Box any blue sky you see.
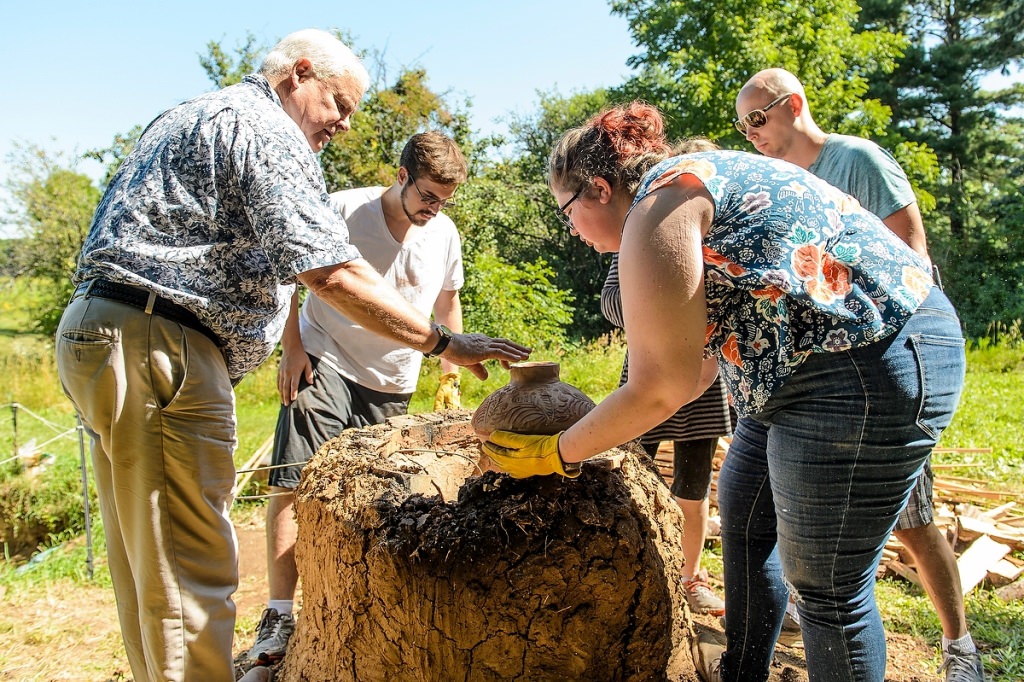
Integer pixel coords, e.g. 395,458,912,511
0,0,636,235
3,2,1017,238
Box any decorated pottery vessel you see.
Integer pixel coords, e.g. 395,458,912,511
471,361,596,440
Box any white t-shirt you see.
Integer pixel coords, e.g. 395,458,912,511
298,186,464,393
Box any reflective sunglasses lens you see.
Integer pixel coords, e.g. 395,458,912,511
746,109,768,129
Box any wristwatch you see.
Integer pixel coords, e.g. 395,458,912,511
559,441,582,475
423,323,453,358
562,458,583,475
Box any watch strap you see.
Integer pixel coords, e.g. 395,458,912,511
424,323,453,357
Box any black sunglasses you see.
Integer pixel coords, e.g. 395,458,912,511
557,187,584,229
734,93,793,134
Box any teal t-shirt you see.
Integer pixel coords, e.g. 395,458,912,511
808,134,916,221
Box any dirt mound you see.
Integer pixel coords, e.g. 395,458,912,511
277,411,698,682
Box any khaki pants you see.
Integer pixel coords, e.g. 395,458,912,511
56,294,238,682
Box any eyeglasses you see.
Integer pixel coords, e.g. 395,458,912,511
557,187,584,229
734,93,794,134
408,174,457,209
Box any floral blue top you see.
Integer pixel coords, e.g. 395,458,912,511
76,74,362,380
630,150,934,415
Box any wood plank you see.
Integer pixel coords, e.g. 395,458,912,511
940,474,1002,486
233,434,275,497
931,447,993,456
995,579,1024,603
889,560,923,588
934,480,1019,501
958,503,996,521
988,558,1024,587
983,501,1017,520
957,535,1011,594
957,515,1024,552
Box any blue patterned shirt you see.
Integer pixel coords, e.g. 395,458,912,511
631,150,933,415
75,74,362,380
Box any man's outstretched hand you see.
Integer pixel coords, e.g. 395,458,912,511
444,333,531,380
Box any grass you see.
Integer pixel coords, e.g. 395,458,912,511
876,577,1024,679
0,275,1022,679
938,342,1024,489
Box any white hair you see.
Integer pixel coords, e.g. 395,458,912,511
260,28,369,90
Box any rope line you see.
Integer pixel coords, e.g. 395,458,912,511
6,402,76,435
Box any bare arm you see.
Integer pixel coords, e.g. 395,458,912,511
277,289,314,406
432,289,463,375
882,202,930,263
559,179,718,463
298,259,530,380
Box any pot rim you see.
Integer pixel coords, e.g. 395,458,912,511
510,360,559,369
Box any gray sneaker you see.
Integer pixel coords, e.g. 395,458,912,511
683,573,726,616
691,631,724,682
939,643,985,682
246,608,295,664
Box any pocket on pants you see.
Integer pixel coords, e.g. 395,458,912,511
909,333,965,440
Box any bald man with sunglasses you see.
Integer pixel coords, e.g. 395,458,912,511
734,67,984,682
735,69,929,257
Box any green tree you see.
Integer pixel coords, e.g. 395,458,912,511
198,31,264,88
320,67,474,190
84,126,143,189
4,145,100,335
609,0,908,144
464,89,616,340
860,0,1024,240
85,33,269,186
460,251,574,349
858,0,1024,335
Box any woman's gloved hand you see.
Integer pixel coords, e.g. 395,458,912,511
481,430,581,479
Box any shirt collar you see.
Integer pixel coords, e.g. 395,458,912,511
242,74,282,108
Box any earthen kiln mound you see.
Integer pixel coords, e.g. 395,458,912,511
277,411,700,682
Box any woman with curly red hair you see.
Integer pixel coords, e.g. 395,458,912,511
483,102,965,682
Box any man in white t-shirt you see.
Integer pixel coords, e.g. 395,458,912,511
247,131,468,664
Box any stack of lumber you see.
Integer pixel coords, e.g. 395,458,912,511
652,440,1024,601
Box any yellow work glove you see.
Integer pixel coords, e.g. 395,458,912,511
433,372,462,410
481,430,581,479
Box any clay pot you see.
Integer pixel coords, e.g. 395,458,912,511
471,361,596,440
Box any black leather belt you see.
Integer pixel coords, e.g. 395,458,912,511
83,279,220,346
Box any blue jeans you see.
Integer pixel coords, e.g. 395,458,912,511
717,288,965,682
